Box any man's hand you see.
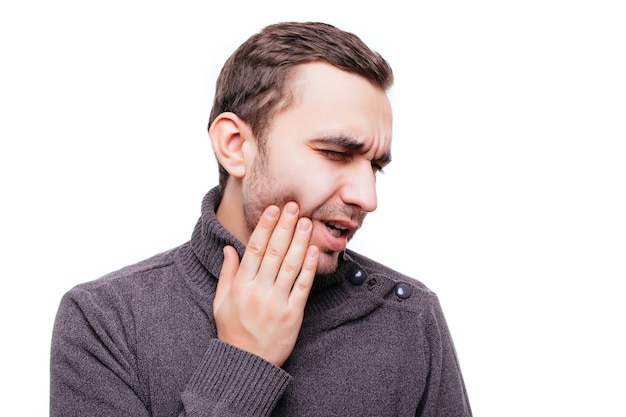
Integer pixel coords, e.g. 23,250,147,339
213,202,319,367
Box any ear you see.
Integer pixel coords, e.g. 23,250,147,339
209,112,256,179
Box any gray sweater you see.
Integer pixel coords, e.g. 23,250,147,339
50,187,472,416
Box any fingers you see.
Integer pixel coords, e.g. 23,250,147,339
227,201,318,302
212,202,319,367
257,202,302,285
235,204,281,281
274,217,314,292
288,245,318,309
238,201,304,285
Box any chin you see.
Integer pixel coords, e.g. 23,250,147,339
315,251,340,276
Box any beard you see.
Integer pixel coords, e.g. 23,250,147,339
241,153,364,276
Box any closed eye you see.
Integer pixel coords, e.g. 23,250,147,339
320,149,386,174
320,149,350,159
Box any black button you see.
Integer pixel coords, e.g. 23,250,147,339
394,282,412,299
347,267,367,285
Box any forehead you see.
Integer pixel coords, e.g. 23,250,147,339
273,62,393,151
288,61,391,107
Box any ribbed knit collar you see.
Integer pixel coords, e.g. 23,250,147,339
189,187,246,281
182,187,354,308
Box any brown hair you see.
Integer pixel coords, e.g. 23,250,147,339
208,21,394,190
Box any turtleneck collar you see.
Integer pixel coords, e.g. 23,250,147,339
179,187,382,321
185,186,352,295
189,187,246,280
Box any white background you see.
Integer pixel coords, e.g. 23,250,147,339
1,1,625,415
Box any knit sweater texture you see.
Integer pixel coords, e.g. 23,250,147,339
50,187,472,416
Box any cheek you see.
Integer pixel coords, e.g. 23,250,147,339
279,165,336,204
296,174,341,214
268,150,342,207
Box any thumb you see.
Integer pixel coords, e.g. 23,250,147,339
214,245,239,312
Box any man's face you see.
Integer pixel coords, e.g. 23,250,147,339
242,62,393,275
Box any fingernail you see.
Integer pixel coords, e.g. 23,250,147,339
266,205,280,219
298,218,311,231
285,201,298,216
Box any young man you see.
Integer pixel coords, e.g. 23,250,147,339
51,22,472,416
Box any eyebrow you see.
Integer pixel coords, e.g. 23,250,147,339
312,134,392,165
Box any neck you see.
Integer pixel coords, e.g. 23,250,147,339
216,181,251,246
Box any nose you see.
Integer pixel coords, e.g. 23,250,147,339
340,162,378,213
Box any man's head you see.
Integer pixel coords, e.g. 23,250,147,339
209,21,394,190
209,22,394,274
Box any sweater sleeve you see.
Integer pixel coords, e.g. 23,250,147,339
50,287,292,417
180,340,292,416
416,293,472,417
50,288,151,417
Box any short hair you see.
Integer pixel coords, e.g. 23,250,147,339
208,21,394,190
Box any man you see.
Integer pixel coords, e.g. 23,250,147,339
51,21,472,416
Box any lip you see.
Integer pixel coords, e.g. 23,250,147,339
312,218,359,253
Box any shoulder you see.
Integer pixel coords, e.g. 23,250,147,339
341,249,441,314
61,246,183,308
54,246,189,343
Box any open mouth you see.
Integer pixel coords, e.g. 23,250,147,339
325,221,350,237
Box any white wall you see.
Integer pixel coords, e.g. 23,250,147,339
1,1,624,415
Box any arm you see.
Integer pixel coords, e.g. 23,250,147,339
182,201,319,415
50,282,296,417
50,289,151,417
50,202,317,416
417,296,473,417
179,339,292,417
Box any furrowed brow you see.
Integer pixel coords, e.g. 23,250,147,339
313,134,365,151
312,134,392,166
